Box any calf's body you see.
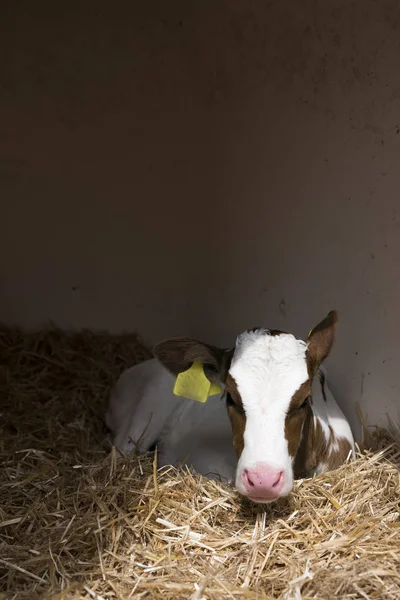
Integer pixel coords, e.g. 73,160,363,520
106,358,238,481
106,311,355,503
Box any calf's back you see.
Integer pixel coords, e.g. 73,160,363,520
105,358,237,481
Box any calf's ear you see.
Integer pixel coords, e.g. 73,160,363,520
306,310,338,376
153,337,232,382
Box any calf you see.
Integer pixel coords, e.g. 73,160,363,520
105,311,355,503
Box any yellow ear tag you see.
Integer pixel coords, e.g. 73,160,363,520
173,362,222,403
307,329,313,339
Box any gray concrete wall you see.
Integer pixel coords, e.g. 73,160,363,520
2,1,400,438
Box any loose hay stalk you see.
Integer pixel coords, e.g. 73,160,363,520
0,327,399,599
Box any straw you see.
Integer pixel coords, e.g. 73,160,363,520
1,326,399,599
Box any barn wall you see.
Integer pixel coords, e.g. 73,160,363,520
1,1,213,341
1,1,400,438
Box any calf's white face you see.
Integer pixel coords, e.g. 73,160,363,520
229,330,308,502
153,311,338,503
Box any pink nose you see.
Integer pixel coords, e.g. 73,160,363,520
242,465,285,500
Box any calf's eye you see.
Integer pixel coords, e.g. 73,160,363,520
226,392,245,415
300,396,310,409
226,393,236,407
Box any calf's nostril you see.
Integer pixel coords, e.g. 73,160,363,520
243,469,255,487
272,471,283,488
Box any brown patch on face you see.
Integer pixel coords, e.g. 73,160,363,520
285,409,307,458
285,380,312,462
288,381,312,412
295,418,326,478
224,374,246,458
286,378,352,480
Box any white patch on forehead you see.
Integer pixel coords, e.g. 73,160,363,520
230,330,309,410
231,330,309,496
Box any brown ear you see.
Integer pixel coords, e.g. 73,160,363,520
153,337,231,382
306,311,338,375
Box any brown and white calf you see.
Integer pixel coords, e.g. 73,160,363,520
105,311,355,503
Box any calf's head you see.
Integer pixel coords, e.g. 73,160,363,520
153,311,338,503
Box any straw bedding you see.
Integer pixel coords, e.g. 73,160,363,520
1,327,399,600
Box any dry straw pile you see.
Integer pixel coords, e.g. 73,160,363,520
1,327,400,600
